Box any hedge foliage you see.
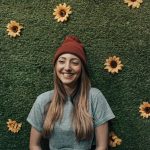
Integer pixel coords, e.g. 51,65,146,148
0,0,150,149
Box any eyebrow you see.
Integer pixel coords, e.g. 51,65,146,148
58,57,80,61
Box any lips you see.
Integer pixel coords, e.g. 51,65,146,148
62,73,74,78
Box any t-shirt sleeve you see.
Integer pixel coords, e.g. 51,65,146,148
91,90,115,127
26,96,44,132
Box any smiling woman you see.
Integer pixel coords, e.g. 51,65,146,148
56,54,82,91
27,35,115,150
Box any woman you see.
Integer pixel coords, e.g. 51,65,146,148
27,35,115,150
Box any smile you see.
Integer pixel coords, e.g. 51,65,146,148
62,73,74,78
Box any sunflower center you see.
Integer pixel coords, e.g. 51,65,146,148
111,138,115,142
110,60,117,68
131,0,136,2
144,107,150,114
11,26,18,33
59,10,66,17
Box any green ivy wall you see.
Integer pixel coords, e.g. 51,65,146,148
0,0,150,150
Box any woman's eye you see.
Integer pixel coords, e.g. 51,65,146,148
72,61,79,65
58,60,65,64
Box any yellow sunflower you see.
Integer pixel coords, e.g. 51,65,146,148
53,3,72,22
104,56,123,74
6,20,23,37
109,131,122,147
124,0,143,9
6,119,22,133
139,102,150,118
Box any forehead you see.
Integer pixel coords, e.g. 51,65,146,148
58,53,80,60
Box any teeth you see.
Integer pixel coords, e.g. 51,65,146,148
63,73,73,78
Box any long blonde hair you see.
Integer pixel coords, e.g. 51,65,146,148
43,63,93,140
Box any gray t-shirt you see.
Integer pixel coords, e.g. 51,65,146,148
27,87,115,150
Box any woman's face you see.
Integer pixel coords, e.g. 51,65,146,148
55,53,82,88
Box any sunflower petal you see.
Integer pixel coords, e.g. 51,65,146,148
53,3,72,23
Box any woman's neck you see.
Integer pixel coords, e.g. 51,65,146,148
64,84,77,96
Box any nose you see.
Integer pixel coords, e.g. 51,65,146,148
64,62,71,71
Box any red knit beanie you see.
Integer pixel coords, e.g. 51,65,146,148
53,35,86,65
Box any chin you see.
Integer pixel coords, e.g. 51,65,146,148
62,81,74,85
62,79,77,86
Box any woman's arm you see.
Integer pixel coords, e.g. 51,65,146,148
29,127,42,150
95,122,108,150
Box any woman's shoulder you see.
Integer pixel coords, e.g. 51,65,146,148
89,87,103,96
89,87,106,103
35,90,54,105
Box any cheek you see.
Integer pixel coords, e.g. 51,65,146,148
75,66,82,75
55,65,61,78
55,64,62,72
